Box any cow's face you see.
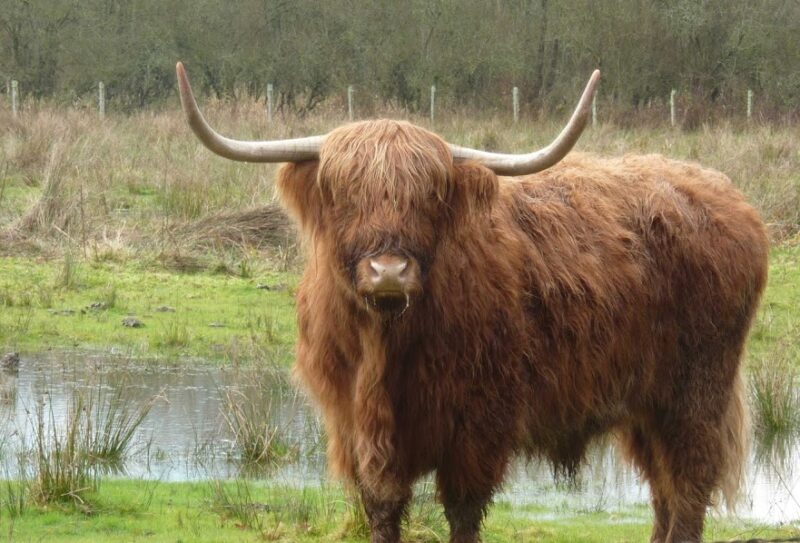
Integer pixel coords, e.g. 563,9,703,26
277,120,498,317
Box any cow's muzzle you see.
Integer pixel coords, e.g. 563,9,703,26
356,254,421,315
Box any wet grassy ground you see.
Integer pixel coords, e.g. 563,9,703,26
0,257,298,363
1,243,798,368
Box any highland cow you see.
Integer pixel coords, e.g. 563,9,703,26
177,63,768,543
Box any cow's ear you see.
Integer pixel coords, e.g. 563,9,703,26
450,161,499,216
276,160,324,233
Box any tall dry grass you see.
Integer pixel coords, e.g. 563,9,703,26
1,100,798,265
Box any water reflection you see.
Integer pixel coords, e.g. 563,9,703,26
0,352,798,522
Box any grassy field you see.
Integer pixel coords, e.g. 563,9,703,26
2,480,796,543
2,104,800,540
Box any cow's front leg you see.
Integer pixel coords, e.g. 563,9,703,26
440,495,490,543
359,483,410,543
437,432,511,542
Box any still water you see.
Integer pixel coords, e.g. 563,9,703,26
0,352,798,523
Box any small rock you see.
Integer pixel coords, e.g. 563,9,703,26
50,309,76,316
208,322,225,328
87,301,108,310
122,317,144,328
256,283,287,291
1,352,20,369
154,306,176,313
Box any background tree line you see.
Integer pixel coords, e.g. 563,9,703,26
1,0,798,116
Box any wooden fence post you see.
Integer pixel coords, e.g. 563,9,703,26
512,86,519,123
670,89,677,127
98,81,105,117
430,85,436,124
266,83,273,122
747,89,753,120
11,80,18,117
347,85,354,121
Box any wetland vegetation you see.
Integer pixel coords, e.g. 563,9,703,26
1,102,800,541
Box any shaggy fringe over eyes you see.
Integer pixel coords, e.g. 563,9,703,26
318,120,453,213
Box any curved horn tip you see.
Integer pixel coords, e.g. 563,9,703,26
585,70,601,95
176,62,190,90
176,61,186,81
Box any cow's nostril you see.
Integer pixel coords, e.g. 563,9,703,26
369,257,408,282
369,259,384,278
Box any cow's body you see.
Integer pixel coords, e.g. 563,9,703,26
282,141,767,543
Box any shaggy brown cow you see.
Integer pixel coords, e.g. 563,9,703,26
176,63,768,543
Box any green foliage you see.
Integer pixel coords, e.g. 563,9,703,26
209,478,271,535
88,386,155,467
1,479,27,518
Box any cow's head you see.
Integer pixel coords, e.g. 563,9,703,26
175,63,599,317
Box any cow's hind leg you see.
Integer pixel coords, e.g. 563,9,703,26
623,417,719,542
620,425,671,543
659,415,726,543
659,347,748,542
643,382,743,542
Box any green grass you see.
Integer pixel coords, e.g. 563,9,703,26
0,256,298,363
749,245,800,362
0,480,796,542
2,244,799,368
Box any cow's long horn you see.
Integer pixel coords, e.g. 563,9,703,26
176,62,323,162
450,70,600,176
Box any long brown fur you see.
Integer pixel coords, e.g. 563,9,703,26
276,120,768,543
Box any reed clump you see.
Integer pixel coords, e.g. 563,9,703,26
750,339,800,442
219,362,299,468
24,384,154,507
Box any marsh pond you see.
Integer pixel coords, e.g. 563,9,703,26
1,351,798,523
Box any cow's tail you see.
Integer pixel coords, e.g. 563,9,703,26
716,369,749,512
